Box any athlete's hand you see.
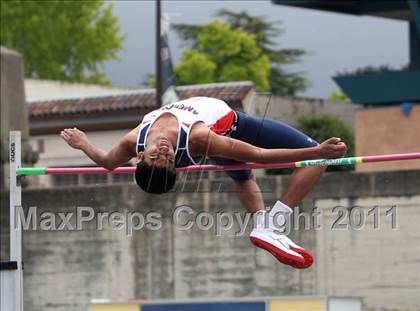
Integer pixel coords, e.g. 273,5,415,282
60,128,88,150
318,137,347,159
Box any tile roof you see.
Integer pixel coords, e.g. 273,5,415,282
28,81,254,118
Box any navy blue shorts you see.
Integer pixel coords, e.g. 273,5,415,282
211,111,318,181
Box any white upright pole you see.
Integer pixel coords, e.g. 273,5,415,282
0,131,24,310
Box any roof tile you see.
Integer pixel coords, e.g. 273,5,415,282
28,82,253,118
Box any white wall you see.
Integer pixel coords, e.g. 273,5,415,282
25,79,135,102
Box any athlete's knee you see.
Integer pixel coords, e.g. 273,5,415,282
226,168,253,182
233,172,255,184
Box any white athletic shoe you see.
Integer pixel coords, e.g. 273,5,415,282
250,202,314,269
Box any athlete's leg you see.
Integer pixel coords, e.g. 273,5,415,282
280,166,326,208
210,157,264,212
233,174,265,213
231,112,324,207
231,175,311,268
230,112,322,268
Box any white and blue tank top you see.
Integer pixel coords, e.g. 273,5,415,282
136,97,236,167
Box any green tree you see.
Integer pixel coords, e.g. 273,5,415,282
1,0,124,84
175,21,270,91
173,9,306,95
176,50,216,85
329,91,348,101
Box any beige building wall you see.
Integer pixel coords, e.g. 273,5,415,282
24,79,134,101
355,106,420,172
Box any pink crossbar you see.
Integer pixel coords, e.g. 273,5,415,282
44,152,420,174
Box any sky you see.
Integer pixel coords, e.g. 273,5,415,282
103,0,409,99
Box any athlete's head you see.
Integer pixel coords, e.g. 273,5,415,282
134,135,177,194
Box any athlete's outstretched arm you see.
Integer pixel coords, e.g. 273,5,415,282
60,127,138,170
191,129,347,163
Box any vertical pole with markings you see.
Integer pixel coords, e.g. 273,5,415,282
1,131,24,310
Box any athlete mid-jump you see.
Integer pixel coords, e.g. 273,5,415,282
61,96,347,269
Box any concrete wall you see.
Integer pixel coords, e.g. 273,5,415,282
315,195,420,309
1,170,419,311
355,105,420,172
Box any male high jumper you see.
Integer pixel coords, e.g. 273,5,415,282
61,96,347,269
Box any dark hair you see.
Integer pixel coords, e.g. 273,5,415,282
135,161,177,194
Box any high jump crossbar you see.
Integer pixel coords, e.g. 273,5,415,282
15,152,420,176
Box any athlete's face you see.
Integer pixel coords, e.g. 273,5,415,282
136,135,176,168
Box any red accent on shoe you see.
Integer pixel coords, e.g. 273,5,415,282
250,236,305,268
288,247,314,269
